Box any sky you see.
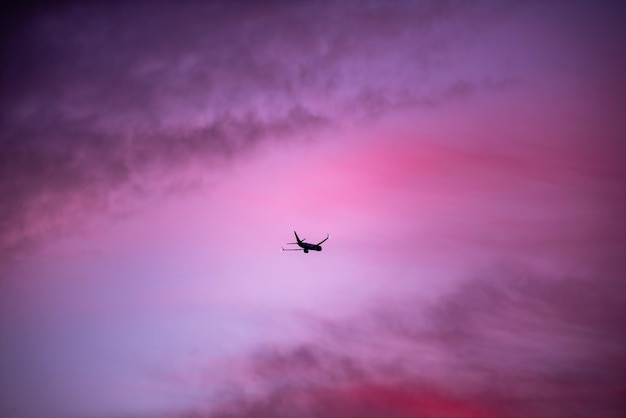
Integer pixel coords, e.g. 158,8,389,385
1,1,625,417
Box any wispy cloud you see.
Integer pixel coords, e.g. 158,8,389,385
189,268,626,418
0,1,528,261
0,105,329,261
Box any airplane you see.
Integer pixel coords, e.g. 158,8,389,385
282,231,329,253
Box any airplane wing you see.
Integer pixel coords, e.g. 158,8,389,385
316,234,329,245
282,247,304,251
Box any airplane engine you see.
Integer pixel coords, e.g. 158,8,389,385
304,249,309,253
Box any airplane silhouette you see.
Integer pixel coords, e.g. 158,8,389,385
282,231,329,253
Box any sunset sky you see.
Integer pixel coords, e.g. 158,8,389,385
1,1,625,417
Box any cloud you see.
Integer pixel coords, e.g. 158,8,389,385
204,384,505,418
0,1,529,261
0,105,328,262
182,267,626,418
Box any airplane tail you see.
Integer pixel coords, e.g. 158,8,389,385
294,231,302,243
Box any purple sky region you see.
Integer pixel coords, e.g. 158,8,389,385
1,1,625,417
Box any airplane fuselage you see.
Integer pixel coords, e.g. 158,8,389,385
298,242,322,252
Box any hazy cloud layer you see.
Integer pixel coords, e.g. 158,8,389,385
197,270,626,418
0,0,522,260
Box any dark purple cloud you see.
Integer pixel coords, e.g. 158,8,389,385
185,268,626,418
0,0,524,262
